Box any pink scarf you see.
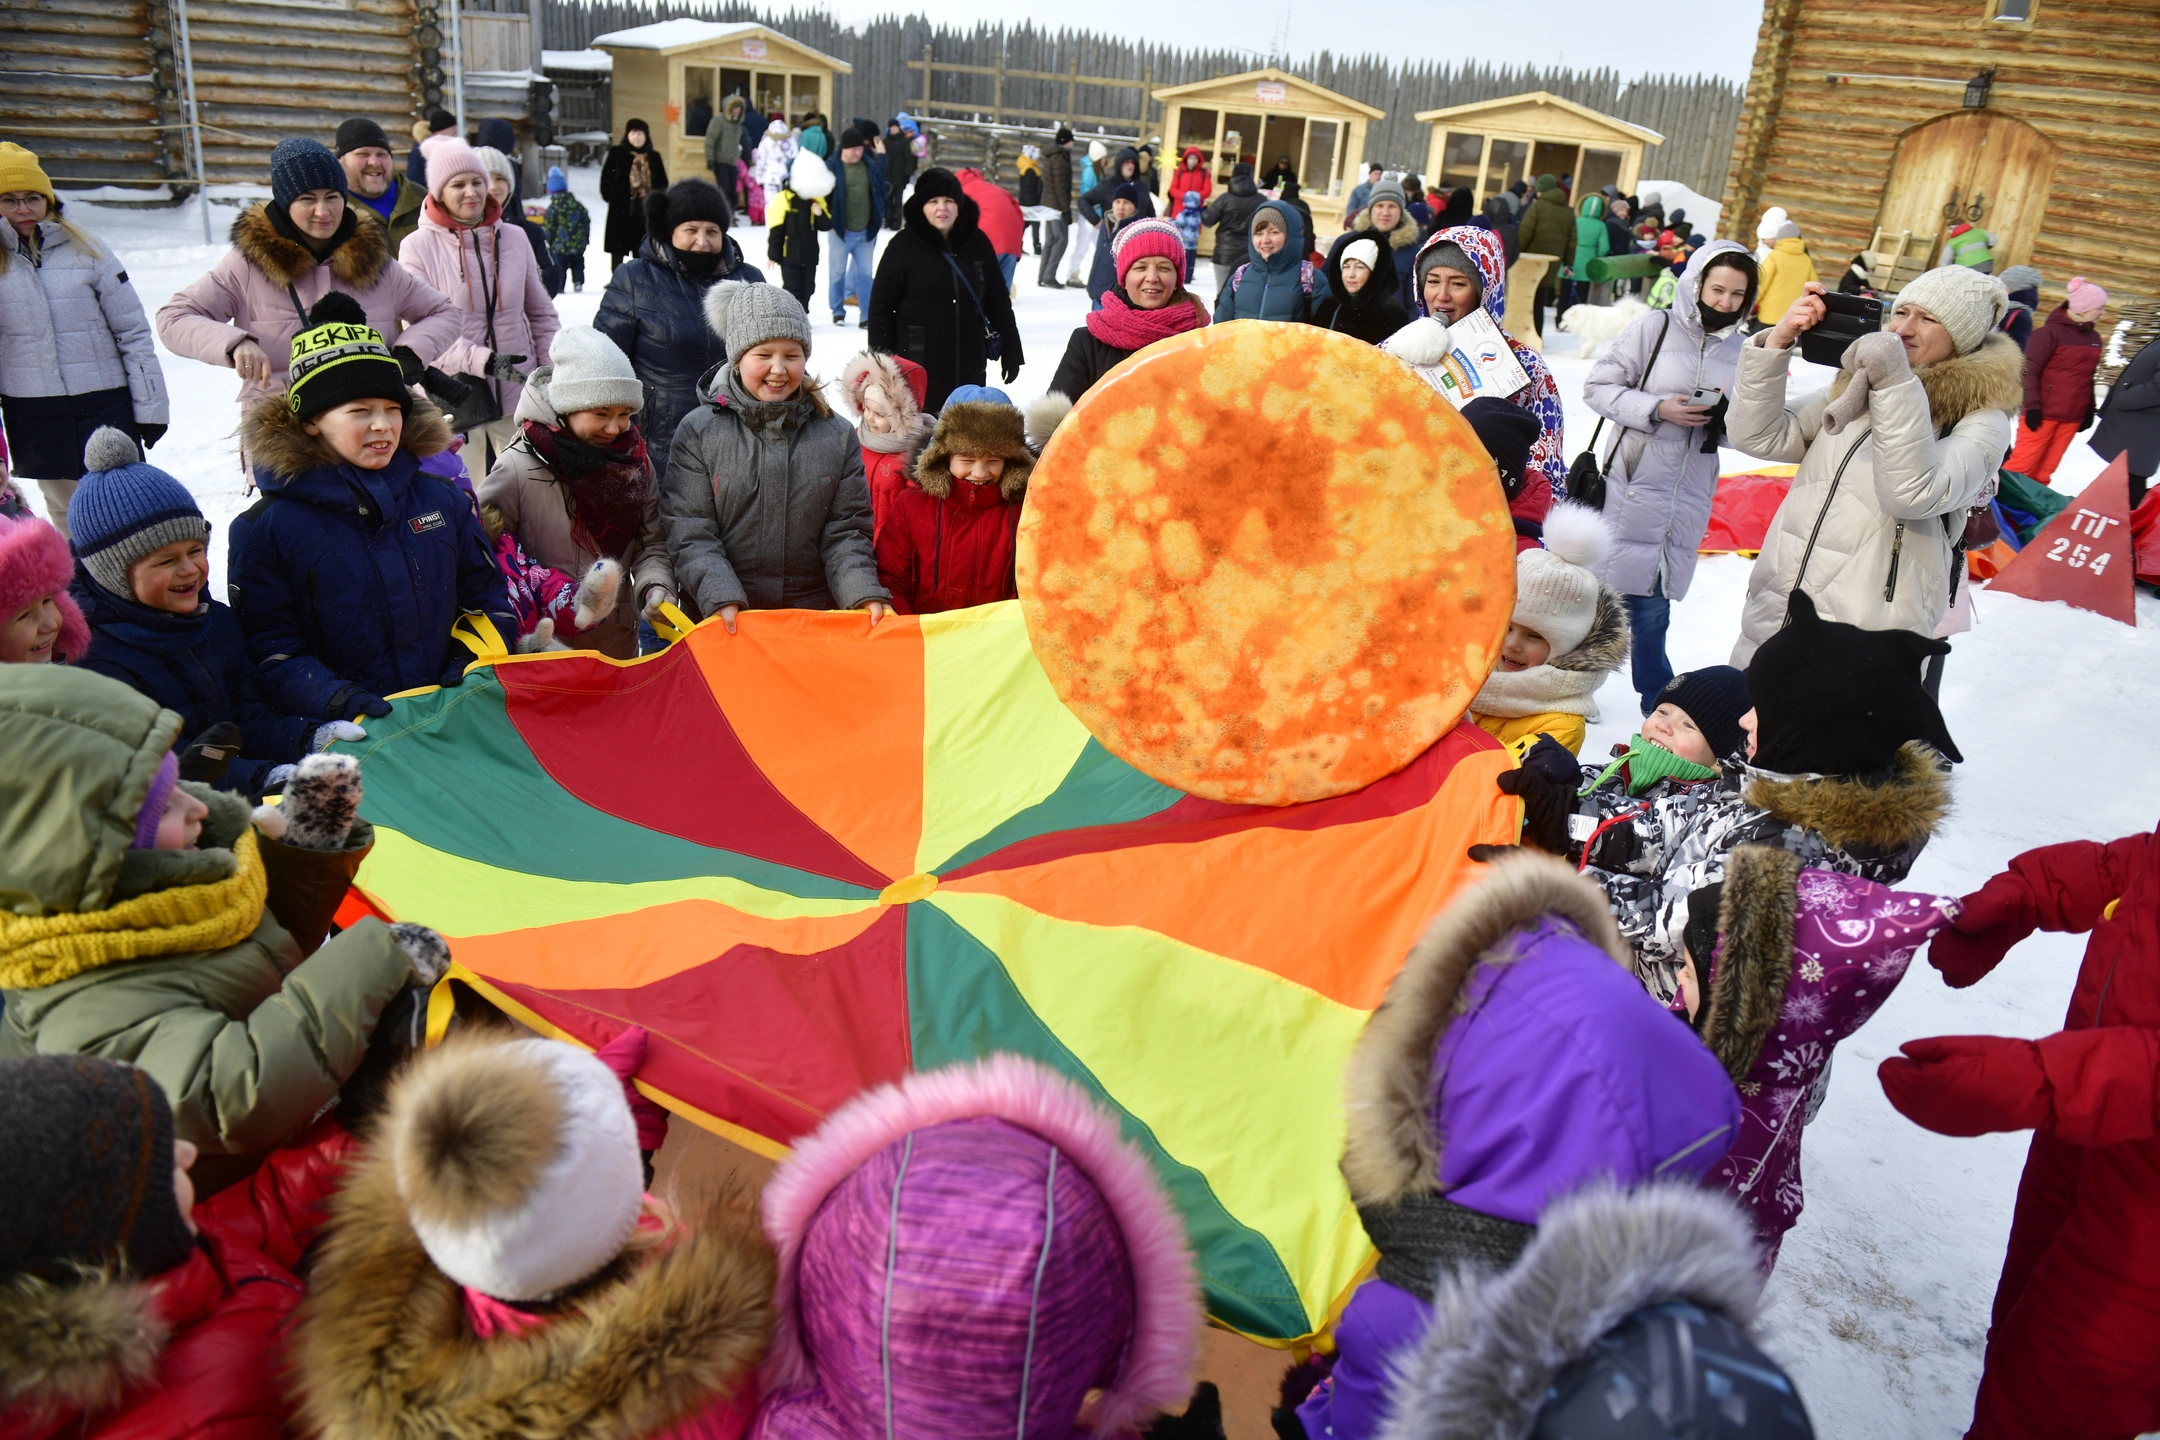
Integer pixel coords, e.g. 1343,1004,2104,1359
1084,289,1208,352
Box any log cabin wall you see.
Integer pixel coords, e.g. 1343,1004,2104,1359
1720,0,2160,308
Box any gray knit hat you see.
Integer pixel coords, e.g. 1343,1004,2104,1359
702,281,813,368
1366,176,1408,212
1892,265,2010,357
543,325,643,415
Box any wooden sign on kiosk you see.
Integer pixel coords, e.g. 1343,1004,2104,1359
1985,456,2138,626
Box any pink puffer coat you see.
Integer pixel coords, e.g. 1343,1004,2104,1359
155,203,463,406
398,195,559,419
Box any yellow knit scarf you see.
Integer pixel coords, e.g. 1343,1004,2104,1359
0,830,268,990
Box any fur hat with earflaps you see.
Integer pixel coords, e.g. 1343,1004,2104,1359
0,512,89,663
913,387,1033,500
836,351,929,454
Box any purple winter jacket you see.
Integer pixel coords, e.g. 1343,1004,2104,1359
1698,853,1955,1265
1302,901,1741,1440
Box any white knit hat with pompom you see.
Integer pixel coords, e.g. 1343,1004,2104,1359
1512,501,1613,658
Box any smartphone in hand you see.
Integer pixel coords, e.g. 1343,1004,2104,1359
1800,292,1884,368
1687,386,1724,407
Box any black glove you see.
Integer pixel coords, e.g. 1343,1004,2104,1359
2024,409,2042,432
420,365,473,410
135,422,167,450
327,684,393,719
1582,818,1643,870
1001,357,1021,385
177,721,243,785
1495,735,1579,855
392,345,426,384
485,352,528,384
1144,1383,1225,1440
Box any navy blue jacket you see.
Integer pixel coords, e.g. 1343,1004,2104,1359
595,231,765,480
827,152,886,234
73,580,317,796
229,409,513,718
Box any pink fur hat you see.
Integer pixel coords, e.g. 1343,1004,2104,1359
0,514,90,662
753,1055,1202,1439
421,132,488,201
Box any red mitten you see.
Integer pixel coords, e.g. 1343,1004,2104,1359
593,1025,670,1152
1878,1036,2051,1136
1927,872,2039,988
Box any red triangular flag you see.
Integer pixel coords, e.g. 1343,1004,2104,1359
1987,455,2137,625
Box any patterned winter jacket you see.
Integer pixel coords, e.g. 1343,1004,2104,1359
1575,741,1951,1002
542,192,591,258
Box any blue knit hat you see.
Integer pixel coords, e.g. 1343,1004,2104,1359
269,136,347,210
68,427,209,597
546,166,568,193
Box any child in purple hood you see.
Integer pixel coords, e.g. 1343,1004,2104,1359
1294,854,1740,1440
749,1055,1206,1440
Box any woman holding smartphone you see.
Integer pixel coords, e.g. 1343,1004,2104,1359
1727,265,2019,667
1583,239,1756,715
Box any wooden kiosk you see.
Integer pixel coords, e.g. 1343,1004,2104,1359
1414,91,1662,208
590,20,851,182
1153,68,1383,254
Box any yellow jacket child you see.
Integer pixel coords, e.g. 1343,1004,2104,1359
1470,501,1630,757
1755,222,1820,325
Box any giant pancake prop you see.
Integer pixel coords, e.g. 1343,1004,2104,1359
340,321,1519,1343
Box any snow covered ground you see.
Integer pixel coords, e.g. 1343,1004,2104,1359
48,171,2156,1439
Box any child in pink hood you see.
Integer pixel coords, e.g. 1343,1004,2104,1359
0,512,89,663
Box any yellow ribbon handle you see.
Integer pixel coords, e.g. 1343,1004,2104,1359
452,611,511,667
649,602,697,646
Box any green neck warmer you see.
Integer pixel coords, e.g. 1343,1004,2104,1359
1583,734,1720,798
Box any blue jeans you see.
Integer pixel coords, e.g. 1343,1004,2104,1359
997,251,1017,292
827,228,875,317
1623,588,1673,715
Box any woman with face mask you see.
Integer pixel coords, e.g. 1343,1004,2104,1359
1582,240,1757,712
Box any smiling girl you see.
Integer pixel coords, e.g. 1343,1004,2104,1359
0,510,88,664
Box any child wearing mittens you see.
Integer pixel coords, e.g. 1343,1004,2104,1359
1466,499,1629,758
661,283,886,632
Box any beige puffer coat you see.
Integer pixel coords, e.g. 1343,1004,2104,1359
1727,331,2020,664
477,368,674,659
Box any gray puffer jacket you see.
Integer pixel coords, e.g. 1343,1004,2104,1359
0,220,167,420
1583,239,1750,600
660,363,886,616
1727,329,2019,664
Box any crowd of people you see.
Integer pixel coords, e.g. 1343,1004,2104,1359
0,106,2157,1440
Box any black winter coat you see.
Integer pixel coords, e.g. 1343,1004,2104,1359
599,140,668,256
867,189,1023,411
73,582,317,797
1078,148,1154,224
2092,336,2160,478
594,232,765,479
1201,175,1262,271
1311,230,1410,346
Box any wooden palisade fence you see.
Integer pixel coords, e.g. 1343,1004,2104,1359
546,3,1747,199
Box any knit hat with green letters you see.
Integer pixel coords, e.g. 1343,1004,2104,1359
287,291,409,420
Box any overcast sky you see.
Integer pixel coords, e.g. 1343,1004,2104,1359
815,0,1766,83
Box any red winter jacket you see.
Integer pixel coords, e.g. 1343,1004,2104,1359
874,474,1021,614
1166,150,1212,209
955,169,1025,260
2023,303,2102,423
4,1124,353,1440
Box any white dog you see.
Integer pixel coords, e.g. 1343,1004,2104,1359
1557,296,1652,360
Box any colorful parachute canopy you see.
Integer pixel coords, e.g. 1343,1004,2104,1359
1699,467,1795,556
344,601,1517,1343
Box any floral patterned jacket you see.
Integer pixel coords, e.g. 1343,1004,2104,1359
1694,849,1956,1263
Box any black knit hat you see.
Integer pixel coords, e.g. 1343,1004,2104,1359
427,109,457,134
1461,398,1540,501
334,117,392,157
1746,590,1961,775
648,179,731,242
0,1055,195,1282
838,126,865,150
286,291,409,421
1654,665,1751,762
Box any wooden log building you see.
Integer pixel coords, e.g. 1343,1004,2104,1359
1,0,550,190
1720,0,2160,308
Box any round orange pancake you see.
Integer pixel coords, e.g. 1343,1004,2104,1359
1017,320,1515,805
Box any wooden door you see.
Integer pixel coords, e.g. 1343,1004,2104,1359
1876,110,2060,268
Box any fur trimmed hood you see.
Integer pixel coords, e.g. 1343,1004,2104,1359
1553,582,1629,674
1467,584,1629,721
1353,206,1422,251
0,514,90,663
912,399,1034,499
1377,1183,1771,1440
1025,391,1073,450
230,201,392,291
1828,331,2022,429
1341,855,1632,1208
1743,741,1951,853
292,1135,774,1440
240,391,453,482
0,1268,167,1418
1700,844,1802,1080
756,1055,1201,1438
836,351,930,455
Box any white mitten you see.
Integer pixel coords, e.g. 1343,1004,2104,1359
516,616,569,653
1382,316,1455,368
572,557,625,631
